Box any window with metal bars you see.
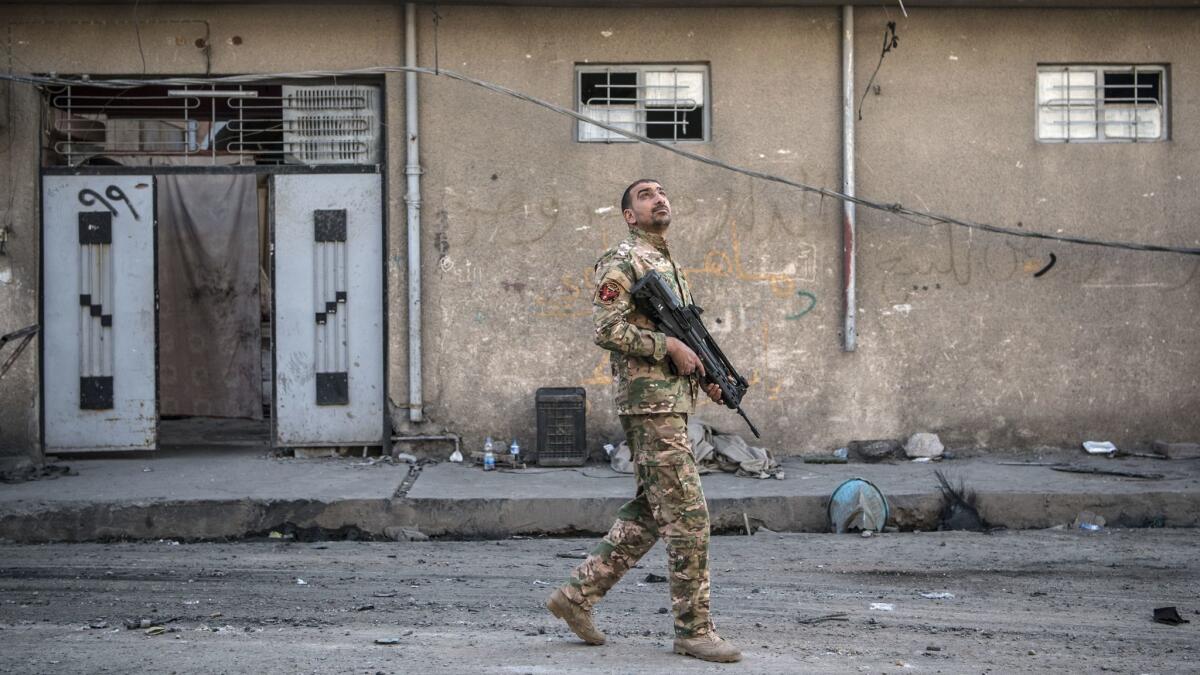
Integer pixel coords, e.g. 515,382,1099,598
43,82,382,166
1036,65,1167,143
576,65,709,143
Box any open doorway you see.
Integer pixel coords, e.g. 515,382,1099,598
155,173,271,450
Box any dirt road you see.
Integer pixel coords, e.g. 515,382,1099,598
1,529,1196,673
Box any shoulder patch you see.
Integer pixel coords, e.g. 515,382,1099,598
598,280,622,304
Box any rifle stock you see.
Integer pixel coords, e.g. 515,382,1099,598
630,270,761,439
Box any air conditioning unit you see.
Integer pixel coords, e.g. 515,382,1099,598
282,85,381,165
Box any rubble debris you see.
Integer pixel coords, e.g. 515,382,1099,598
643,573,668,583
555,551,587,560
295,578,308,585
804,455,848,464
0,463,76,484
935,471,985,531
1083,441,1118,456
1072,511,1106,532
1153,607,1189,626
374,637,403,645
384,526,429,542
869,603,895,611
997,461,1061,466
920,592,955,600
1152,441,1200,460
394,452,418,464
796,612,849,625
904,433,944,459
1051,466,1164,480
610,418,783,478
828,478,889,534
848,439,902,462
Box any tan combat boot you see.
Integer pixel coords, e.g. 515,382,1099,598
546,588,606,645
673,632,743,663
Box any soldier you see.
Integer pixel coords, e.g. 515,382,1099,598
545,179,742,663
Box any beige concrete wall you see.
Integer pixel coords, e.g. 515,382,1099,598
414,5,844,452
2,4,1197,463
852,7,1200,449
0,81,41,466
414,5,1199,455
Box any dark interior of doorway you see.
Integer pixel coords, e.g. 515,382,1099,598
157,174,272,451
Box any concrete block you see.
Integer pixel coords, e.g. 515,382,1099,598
1152,441,1200,460
904,433,944,459
848,439,902,462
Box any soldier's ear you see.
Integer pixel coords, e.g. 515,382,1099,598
622,208,637,226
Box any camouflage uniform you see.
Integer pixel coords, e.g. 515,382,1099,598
561,226,713,639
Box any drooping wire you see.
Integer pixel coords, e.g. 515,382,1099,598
432,3,443,76
4,66,1199,258
132,0,147,75
858,21,898,121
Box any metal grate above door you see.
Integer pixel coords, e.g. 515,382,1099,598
45,82,381,167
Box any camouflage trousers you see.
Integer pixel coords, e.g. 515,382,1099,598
562,413,713,638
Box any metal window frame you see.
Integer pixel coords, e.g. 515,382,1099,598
42,77,385,167
575,64,711,144
1036,64,1169,144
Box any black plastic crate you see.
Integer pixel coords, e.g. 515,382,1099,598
536,387,587,467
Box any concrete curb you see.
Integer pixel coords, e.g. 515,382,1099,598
3,488,1195,543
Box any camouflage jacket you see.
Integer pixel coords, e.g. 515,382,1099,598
593,226,699,415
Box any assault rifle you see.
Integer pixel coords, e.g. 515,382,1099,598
630,270,760,438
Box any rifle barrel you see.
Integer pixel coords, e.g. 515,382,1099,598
737,407,761,439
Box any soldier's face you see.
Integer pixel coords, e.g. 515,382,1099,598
624,182,672,230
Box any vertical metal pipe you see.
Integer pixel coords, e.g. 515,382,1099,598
405,2,425,422
841,5,858,352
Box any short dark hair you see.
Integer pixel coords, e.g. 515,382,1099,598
620,179,661,213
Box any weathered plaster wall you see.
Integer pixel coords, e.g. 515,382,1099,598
852,7,1200,449
414,5,1200,455
0,82,40,467
2,4,1197,463
415,5,845,453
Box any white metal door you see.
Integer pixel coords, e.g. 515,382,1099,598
271,173,384,447
42,175,157,452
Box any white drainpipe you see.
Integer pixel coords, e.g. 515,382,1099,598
405,2,424,422
841,5,857,352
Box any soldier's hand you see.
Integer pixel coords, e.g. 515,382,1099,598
665,337,706,377
703,383,723,404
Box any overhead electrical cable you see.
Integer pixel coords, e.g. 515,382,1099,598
3,66,1197,257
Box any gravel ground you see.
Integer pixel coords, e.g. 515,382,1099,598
0,529,1196,674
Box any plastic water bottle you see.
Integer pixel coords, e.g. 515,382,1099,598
509,439,521,462
483,437,496,471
